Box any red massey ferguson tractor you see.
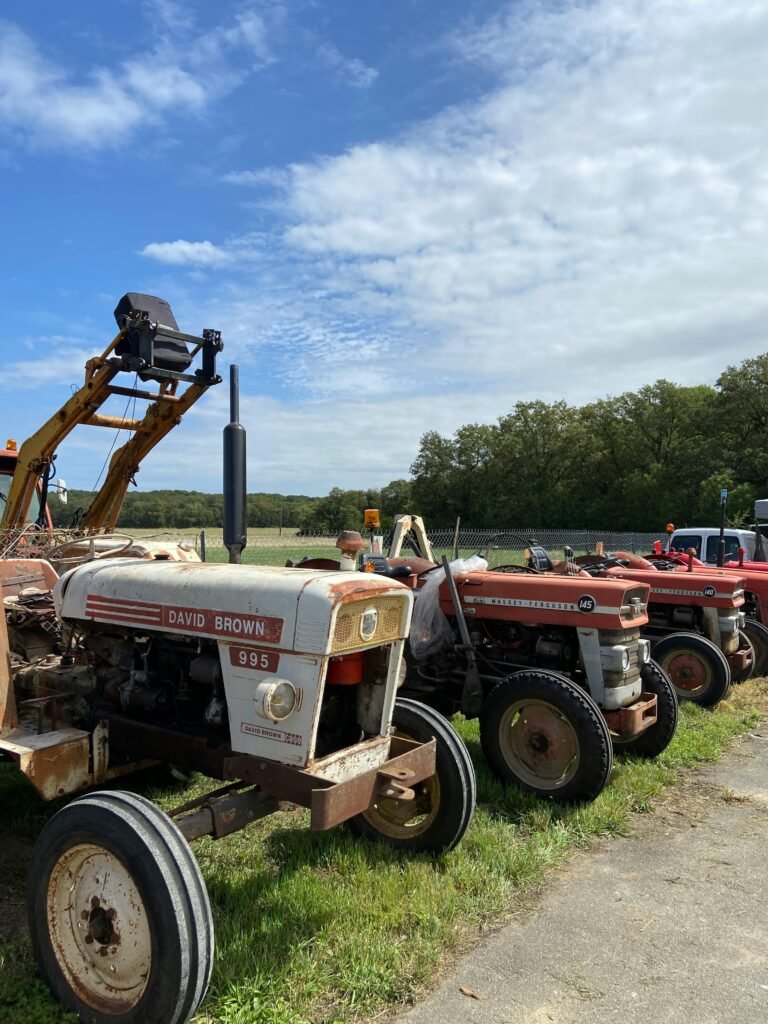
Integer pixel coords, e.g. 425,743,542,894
542,546,751,707
643,546,768,677
302,519,679,806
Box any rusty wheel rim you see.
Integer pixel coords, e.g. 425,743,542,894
498,699,580,791
361,731,441,839
662,650,713,696
47,843,151,1015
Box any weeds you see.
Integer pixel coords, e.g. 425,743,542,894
0,682,765,1024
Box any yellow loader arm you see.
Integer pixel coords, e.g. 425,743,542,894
0,293,222,532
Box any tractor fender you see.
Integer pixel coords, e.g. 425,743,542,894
611,550,656,571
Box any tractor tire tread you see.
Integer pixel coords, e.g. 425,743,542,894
27,790,213,1024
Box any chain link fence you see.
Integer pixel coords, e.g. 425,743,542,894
0,525,664,567
155,526,664,566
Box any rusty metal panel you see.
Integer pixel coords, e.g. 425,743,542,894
602,693,657,738
0,558,59,597
174,787,278,842
0,604,17,736
309,737,436,831
727,649,752,671
306,735,391,784
0,727,90,799
224,736,437,830
223,753,333,804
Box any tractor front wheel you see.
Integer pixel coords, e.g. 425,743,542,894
652,633,731,707
479,670,613,803
28,791,213,1024
744,618,768,676
612,660,678,758
349,699,476,854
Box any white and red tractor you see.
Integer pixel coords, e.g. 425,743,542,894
1,556,475,1024
1,314,478,1024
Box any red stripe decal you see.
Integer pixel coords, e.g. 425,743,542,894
85,611,162,625
87,597,162,611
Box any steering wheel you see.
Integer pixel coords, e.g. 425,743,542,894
47,534,135,566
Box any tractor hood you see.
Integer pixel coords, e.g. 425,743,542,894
54,559,413,656
440,571,651,629
604,567,745,608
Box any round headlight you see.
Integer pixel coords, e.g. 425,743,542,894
360,606,378,641
255,679,298,722
621,647,630,671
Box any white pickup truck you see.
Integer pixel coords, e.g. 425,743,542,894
666,526,756,563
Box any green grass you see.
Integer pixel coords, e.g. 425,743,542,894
1,683,765,1024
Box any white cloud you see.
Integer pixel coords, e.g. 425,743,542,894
140,240,233,266
143,0,196,33
121,61,207,109
222,167,288,188
315,43,378,89
0,342,97,389
257,0,768,410
26,0,768,495
0,9,273,149
122,387,474,495
166,0,768,495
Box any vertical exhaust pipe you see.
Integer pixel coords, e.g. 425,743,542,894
223,365,247,564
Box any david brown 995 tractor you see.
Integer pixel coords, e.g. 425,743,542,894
0,343,476,1023
1,558,475,1024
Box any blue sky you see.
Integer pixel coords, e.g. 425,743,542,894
2,0,768,497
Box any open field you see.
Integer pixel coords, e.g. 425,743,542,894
1,682,766,1024
125,528,573,568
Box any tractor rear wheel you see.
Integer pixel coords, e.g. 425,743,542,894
479,670,613,803
612,660,678,757
652,633,730,707
349,699,476,854
744,618,768,676
28,791,213,1024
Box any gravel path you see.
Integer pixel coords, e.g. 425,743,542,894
399,728,768,1024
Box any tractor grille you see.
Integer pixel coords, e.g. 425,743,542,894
599,627,643,690
332,596,406,653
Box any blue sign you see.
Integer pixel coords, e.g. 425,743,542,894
721,488,728,501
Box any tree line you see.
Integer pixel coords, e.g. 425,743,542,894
50,490,318,531
48,351,768,534
407,352,768,531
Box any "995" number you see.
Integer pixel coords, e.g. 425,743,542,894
229,646,280,672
